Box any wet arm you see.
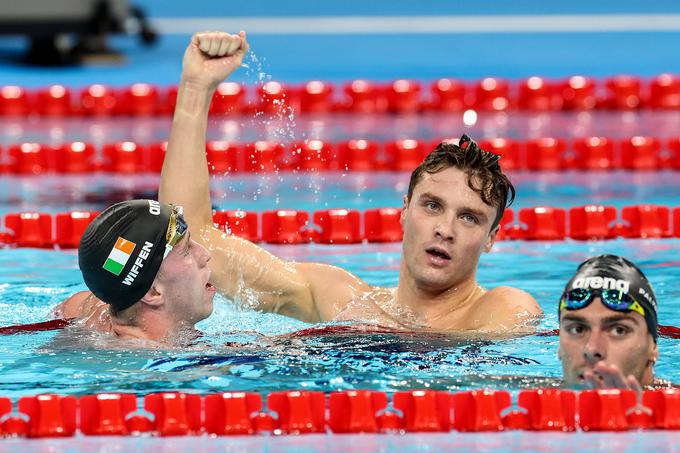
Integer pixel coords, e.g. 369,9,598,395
159,31,249,230
203,228,369,323
159,32,367,323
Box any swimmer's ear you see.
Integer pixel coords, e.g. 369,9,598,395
483,225,499,252
400,195,409,225
139,284,164,308
649,340,659,367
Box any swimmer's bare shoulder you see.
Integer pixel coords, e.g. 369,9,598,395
54,291,113,333
470,286,543,334
54,291,96,318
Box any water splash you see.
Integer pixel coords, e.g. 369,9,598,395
241,51,297,144
214,49,307,210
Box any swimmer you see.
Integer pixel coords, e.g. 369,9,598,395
57,200,214,345
160,30,541,333
558,254,669,391
60,31,541,338
56,32,249,344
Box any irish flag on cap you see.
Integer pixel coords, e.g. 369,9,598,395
103,237,136,276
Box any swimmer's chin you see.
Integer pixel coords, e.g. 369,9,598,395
561,373,589,389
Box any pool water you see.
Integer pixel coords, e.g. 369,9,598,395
3,1,680,449
0,166,678,399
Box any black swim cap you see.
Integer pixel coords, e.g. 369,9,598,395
78,200,173,311
559,254,658,341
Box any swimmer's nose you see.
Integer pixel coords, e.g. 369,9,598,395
434,221,455,242
582,330,606,364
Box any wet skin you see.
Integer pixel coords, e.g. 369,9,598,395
558,297,657,388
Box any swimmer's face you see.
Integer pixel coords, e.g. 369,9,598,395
156,231,215,325
400,166,498,292
558,297,658,387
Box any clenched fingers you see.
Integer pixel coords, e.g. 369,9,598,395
195,32,243,57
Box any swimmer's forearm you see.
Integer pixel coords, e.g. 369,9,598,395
160,79,215,228
174,79,213,118
161,31,248,228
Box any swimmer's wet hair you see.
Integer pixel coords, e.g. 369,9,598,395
406,134,515,229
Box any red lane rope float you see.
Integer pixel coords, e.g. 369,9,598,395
0,388,679,437
2,136,679,175
0,318,73,335
5,75,680,118
2,205,679,249
659,325,680,339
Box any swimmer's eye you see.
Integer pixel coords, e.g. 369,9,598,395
565,323,587,336
609,324,631,337
422,200,441,212
460,213,479,224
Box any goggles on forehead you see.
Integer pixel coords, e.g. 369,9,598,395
559,288,646,318
164,204,188,258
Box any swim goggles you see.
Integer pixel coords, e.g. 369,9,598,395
164,204,188,258
559,288,646,318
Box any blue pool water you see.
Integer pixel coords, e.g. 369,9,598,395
0,107,679,453
1,103,679,400
4,431,680,453
2,1,680,446
0,168,678,399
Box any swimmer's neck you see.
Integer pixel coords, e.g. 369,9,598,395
394,271,483,323
111,309,197,344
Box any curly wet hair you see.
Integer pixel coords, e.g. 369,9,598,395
406,134,515,229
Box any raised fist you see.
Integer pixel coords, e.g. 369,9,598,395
181,31,249,89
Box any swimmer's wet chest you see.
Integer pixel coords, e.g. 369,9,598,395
333,288,484,331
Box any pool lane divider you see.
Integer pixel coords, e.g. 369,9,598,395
0,319,73,335
3,319,680,339
0,388,679,438
2,136,680,174
1,205,680,248
5,74,680,118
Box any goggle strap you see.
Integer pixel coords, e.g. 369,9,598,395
628,300,646,318
166,213,177,243
559,299,567,312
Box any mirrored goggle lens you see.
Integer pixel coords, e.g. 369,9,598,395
600,289,635,311
169,216,188,247
175,213,188,236
564,288,591,308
